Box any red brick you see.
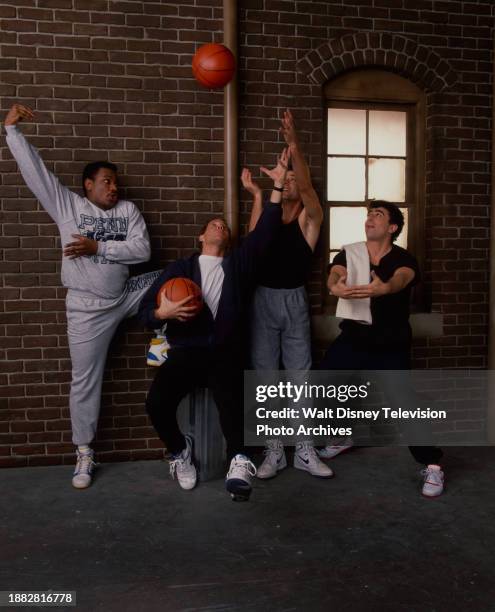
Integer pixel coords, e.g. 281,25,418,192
0,0,491,464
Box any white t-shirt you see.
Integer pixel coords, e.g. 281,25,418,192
198,255,224,319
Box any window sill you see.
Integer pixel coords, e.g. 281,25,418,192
312,313,443,345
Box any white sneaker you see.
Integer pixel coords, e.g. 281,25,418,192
257,439,287,479
421,464,444,498
294,441,334,478
147,335,170,366
226,454,257,501
169,435,197,490
72,449,96,489
318,437,354,459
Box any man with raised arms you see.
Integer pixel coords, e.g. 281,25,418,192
242,110,332,480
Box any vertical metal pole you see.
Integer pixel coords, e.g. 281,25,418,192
223,0,239,240
488,31,495,443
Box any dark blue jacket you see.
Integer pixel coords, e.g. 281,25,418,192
138,203,282,350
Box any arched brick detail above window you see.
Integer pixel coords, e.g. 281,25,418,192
297,33,458,93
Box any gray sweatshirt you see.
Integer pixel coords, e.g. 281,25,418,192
6,125,151,300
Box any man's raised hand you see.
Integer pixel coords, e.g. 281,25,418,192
4,104,34,127
241,168,261,197
260,147,290,187
280,109,299,148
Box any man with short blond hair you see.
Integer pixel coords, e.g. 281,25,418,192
138,150,288,502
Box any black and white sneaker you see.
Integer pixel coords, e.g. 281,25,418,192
257,439,287,479
294,441,334,478
169,434,197,490
225,454,257,501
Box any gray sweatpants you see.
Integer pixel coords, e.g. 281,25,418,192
66,271,161,446
250,285,312,370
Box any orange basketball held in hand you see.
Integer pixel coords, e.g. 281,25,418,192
157,278,203,317
192,43,236,89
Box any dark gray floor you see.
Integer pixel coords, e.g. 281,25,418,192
1,446,495,612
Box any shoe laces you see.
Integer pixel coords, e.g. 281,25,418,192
169,441,193,479
169,455,190,479
421,467,442,482
263,441,283,457
230,456,257,477
169,456,186,479
298,442,318,460
75,452,95,475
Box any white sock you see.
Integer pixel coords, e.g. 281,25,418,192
77,445,91,454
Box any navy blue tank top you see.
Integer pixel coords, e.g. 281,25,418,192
258,218,313,289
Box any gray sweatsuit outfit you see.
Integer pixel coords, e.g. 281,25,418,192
6,125,160,446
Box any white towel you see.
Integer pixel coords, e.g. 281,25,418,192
335,241,372,325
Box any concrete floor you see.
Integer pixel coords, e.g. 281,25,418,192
1,446,495,612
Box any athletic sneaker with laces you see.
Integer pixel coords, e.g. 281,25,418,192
169,435,197,490
421,464,444,497
294,441,334,478
257,439,287,479
318,437,354,459
226,454,257,501
72,448,96,489
147,335,170,367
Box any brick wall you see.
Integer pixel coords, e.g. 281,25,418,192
0,0,493,466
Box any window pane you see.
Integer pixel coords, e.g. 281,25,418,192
327,157,365,201
330,207,409,253
330,207,368,250
369,110,406,157
368,158,405,202
327,109,366,155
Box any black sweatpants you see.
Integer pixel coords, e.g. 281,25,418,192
319,333,443,466
146,347,246,460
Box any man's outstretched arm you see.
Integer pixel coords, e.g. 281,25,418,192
280,109,323,226
4,104,74,225
237,148,288,279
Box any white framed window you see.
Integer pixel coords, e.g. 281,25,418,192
322,69,426,308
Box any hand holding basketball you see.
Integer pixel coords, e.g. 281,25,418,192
154,292,197,322
154,277,203,322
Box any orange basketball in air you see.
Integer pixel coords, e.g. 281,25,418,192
157,277,203,316
192,43,235,89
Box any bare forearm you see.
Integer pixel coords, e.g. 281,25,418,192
387,271,411,294
290,144,322,222
290,143,312,191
